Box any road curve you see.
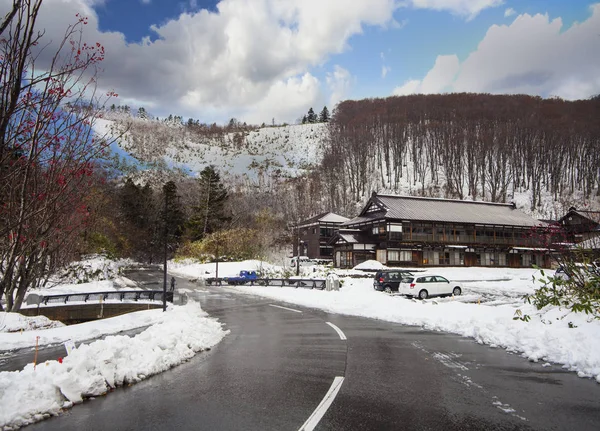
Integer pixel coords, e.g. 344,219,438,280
29,272,600,431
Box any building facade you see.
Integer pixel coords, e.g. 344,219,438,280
293,212,350,260
331,193,551,269
558,207,600,243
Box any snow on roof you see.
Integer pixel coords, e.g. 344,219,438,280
297,212,349,227
320,213,350,223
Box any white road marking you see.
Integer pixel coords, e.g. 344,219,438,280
326,322,347,340
298,376,345,431
269,304,302,313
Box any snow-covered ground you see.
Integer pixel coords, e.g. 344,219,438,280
2,257,599,429
171,260,600,385
0,301,228,429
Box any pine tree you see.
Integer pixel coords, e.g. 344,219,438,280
319,106,330,122
137,107,147,119
302,115,307,124
162,181,185,243
186,166,230,241
307,107,317,123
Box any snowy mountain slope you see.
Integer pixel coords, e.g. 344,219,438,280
97,114,327,181
94,113,598,219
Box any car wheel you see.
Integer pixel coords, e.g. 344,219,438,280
384,285,393,294
418,289,428,300
452,286,462,296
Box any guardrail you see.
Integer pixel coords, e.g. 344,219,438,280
29,290,174,306
205,278,326,289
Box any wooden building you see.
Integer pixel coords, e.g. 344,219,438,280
558,207,600,243
293,212,349,260
331,193,550,269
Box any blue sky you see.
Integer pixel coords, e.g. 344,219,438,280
8,0,600,124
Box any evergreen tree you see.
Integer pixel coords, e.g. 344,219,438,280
307,107,317,123
186,166,230,241
137,107,147,119
161,181,185,243
302,115,307,124
319,106,330,122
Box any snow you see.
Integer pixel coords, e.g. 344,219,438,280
169,261,600,384
2,258,599,429
0,301,228,429
319,213,350,223
352,260,385,270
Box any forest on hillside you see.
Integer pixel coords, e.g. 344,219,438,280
102,93,600,230
315,94,600,216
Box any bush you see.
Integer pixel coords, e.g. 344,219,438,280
176,228,263,261
524,263,600,319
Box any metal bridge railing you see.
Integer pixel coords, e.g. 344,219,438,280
31,290,174,306
205,278,326,289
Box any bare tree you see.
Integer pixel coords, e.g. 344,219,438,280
0,1,118,311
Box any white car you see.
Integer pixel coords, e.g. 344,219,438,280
398,274,462,299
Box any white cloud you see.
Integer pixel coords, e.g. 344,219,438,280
393,5,600,100
382,65,391,78
406,0,504,20
140,0,151,4
1,0,398,124
240,73,321,124
393,54,459,95
504,7,515,17
327,65,354,107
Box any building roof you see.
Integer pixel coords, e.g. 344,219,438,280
559,208,600,226
297,212,349,228
343,193,543,227
328,229,369,245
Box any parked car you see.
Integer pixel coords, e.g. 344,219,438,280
554,263,598,281
224,270,259,285
398,274,462,299
373,269,414,293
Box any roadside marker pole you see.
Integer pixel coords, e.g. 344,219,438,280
33,336,40,370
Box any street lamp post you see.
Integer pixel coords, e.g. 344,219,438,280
296,239,304,276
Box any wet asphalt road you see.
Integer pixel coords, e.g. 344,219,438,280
24,271,600,431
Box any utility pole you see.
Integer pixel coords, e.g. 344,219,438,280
162,188,168,312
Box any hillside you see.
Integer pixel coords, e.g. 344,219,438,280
98,95,600,221
99,112,327,185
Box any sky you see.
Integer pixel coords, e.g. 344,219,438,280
1,259,600,429
1,0,599,125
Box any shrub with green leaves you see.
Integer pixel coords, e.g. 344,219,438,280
524,263,600,320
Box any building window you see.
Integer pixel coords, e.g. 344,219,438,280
389,223,403,240
448,251,464,265
400,250,412,261
319,246,333,257
312,228,317,234
440,251,450,265
498,253,506,266
340,251,352,267
320,227,334,237
388,250,399,261
423,250,439,265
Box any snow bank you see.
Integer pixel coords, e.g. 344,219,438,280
353,260,385,271
0,301,228,430
0,313,64,333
